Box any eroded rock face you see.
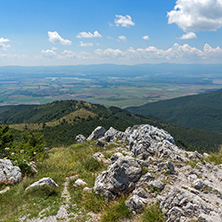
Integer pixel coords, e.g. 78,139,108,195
90,124,222,221
25,177,58,191
87,126,106,140
75,134,86,144
0,159,22,184
94,155,142,201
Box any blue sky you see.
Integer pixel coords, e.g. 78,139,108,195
0,0,222,65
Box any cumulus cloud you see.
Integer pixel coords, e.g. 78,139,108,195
142,35,150,40
95,48,124,57
48,31,72,45
76,31,102,38
62,50,76,58
204,43,222,57
0,37,10,49
179,32,197,39
80,41,94,47
114,15,135,28
168,0,222,32
118,35,127,41
41,47,57,57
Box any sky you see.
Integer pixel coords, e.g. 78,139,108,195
0,0,222,66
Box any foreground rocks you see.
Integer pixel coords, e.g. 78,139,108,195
25,177,58,191
94,155,142,200
88,124,222,221
0,159,22,184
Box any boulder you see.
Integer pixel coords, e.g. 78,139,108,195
87,126,106,140
25,177,58,191
75,134,86,143
96,139,105,147
0,159,22,184
103,127,125,142
94,155,142,200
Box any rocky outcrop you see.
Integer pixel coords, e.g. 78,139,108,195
94,155,143,201
87,126,106,140
89,124,222,221
75,134,86,144
0,159,22,184
25,177,58,191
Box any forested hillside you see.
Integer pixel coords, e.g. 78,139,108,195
126,89,222,132
0,100,221,153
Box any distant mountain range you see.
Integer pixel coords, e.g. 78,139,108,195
0,100,222,152
126,89,222,133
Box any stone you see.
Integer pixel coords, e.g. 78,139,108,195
74,179,87,187
103,127,125,142
75,134,86,143
0,186,10,194
87,126,106,140
94,155,142,200
25,177,58,191
96,139,105,147
28,161,38,173
125,187,148,213
0,159,22,184
83,187,93,193
192,179,204,190
110,152,124,163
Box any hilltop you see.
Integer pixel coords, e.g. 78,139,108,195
126,89,222,133
0,100,222,152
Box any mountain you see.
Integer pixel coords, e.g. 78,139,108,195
126,89,222,133
1,100,222,152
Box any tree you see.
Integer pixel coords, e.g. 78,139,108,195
0,123,14,158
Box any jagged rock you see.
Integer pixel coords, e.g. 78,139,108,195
74,179,87,187
199,212,222,222
94,155,142,200
125,187,149,213
83,187,93,193
25,177,58,191
75,134,86,143
102,127,125,142
192,179,204,190
148,180,166,192
110,152,124,163
124,125,176,160
0,159,22,184
96,139,105,147
87,126,106,140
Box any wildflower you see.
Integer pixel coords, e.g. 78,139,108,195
33,152,37,155
20,149,24,153
5,147,10,150
11,152,15,156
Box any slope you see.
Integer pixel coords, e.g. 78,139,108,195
126,89,222,132
0,100,221,152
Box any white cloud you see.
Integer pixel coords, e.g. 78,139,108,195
142,35,150,40
95,48,124,57
62,50,76,58
204,43,222,57
41,47,57,57
118,35,127,41
179,32,197,39
114,15,135,28
168,0,222,32
0,37,10,50
80,41,94,47
48,31,72,45
76,31,102,38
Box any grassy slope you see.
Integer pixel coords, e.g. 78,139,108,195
126,89,222,132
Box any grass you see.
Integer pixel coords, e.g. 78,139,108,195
140,202,167,222
100,197,132,222
205,147,222,165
